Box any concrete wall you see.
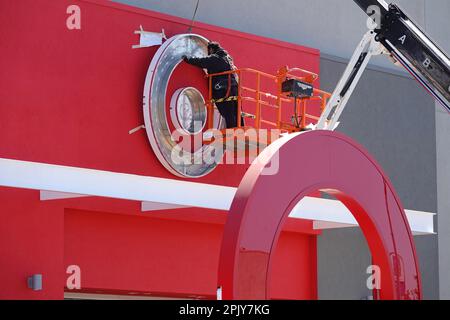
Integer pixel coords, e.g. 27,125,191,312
114,0,450,299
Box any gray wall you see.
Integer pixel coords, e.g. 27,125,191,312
318,228,372,300
114,0,450,299
425,0,450,301
436,107,450,299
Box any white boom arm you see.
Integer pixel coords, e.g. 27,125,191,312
317,30,386,130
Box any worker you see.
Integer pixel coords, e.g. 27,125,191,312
182,41,244,129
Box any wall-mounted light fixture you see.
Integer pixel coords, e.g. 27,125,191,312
27,274,42,291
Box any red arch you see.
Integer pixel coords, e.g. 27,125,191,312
217,130,422,300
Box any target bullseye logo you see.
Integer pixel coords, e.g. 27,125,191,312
143,34,223,178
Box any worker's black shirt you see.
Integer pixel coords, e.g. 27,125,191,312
185,50,238,99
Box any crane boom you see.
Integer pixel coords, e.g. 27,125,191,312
317,0,450,130
356,0,450,112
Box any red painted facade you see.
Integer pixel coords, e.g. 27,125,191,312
0,0,321,299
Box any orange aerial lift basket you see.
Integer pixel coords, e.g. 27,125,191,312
203,66,331,152
205,66,331,135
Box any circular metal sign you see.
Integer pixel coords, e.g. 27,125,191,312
143,34,224,178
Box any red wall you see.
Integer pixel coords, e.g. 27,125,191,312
0,0,320,299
